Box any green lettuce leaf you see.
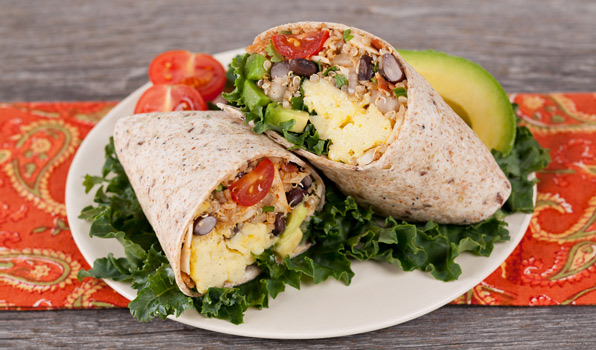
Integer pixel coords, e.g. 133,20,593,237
266,40,284,63
78,118,549,324
78,138,344,324
305,183,510,282
492,125,550,213
77,253,134,282
128,264,194,321
196,287,247,324
221,54,248,108
223,53,330,156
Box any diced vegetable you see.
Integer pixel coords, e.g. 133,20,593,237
393,87,407,98
244,54,269,81
229,158,275,206
242,79,272,110
264,104,309,133
275,203,309,257
271,31,329,59
148,50,226,101
134,84,207,114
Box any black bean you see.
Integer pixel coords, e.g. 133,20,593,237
286,187,307,207
358,55,374,81
273,212,286,236
380,54,404,83
300,176,312,190
270,61,290,79
288,58,318,77
193,215,217,236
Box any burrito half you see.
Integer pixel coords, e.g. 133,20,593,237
223,21,511,224
113,111,324,296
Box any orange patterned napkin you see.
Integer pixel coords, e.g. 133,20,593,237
1,94,595,310
0,102,128,309
452,93,596,305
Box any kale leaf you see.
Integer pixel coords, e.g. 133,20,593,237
223,53,330,156
78,118,549,324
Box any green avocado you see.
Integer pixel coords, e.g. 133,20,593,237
242,79,271,110
398,50,516,154
265,104,309,133
275,203,309,258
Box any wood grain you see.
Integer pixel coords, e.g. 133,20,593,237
1,0,594,103
2,306,594,349
1,0,595,348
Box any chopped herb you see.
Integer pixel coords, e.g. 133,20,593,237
372,62,379,73
215,184,225,192
334,74,348,88
266,40,284,63
280,30,292,35
343,29,353,42
393,87,407,98
206,114,211,119
262,206,275,213
371,77,378,84
323,66,339,76
315,60,322,72
290,96,305,111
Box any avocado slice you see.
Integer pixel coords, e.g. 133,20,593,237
244,54,268,81
265,104,309,133
275,203,309,258
242,79,271,110
398,50,516,154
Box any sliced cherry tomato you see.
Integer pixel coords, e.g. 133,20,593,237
229,158,275,206
272,30,329,59
134,84,207,114
148,50,226,101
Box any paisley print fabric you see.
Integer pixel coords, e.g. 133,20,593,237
1,95,595,309
453,93,596,305
0,102,128,309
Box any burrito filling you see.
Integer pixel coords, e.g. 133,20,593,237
233,24,408,165
180,157,320,294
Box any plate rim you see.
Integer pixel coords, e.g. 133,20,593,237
65,47,534,339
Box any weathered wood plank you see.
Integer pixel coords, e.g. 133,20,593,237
1,0,594,102
2,306,595,349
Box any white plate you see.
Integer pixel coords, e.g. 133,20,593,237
66,48,533,339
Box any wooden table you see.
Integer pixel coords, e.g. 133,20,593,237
2,0,595,348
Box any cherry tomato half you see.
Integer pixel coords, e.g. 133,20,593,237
134,84,207,114
148,50,226,101
272,30,329,59
229,158,275,206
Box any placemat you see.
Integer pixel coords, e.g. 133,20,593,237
1,94,595,310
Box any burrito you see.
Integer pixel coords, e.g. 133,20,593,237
223,21,511,224
113,111,324,296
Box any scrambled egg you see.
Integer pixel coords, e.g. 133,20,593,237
302,79,392,163
189,222,274,294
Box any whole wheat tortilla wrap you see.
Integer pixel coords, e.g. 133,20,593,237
113,111,325,297
222,21,510,224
